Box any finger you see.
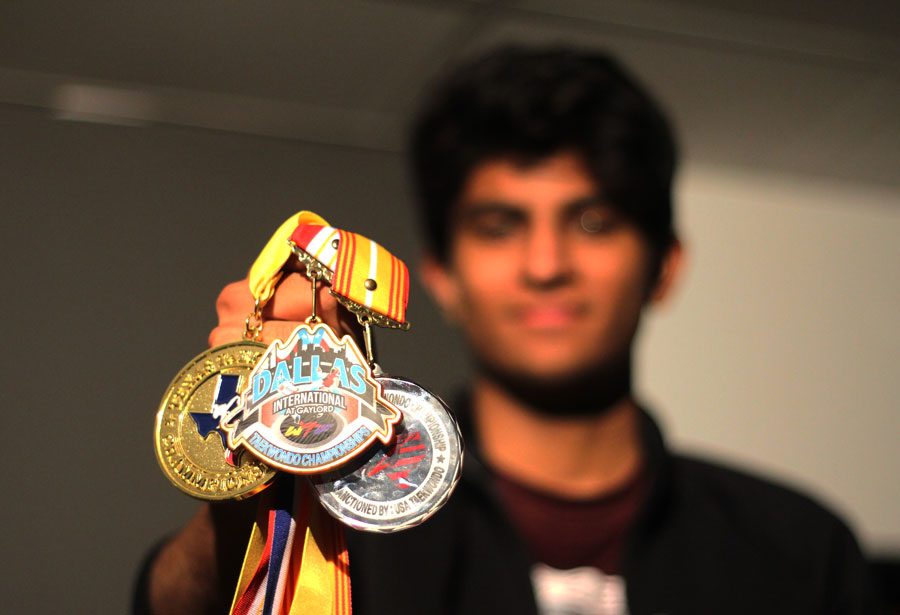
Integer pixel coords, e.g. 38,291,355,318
263,273,314,321
209,280,255,347
208,323,245,348
215,280,255,329
265,273,345,333
209,308,364,350
259,320,305,345
208,272,363,350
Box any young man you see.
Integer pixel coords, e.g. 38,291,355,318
140,47,872,614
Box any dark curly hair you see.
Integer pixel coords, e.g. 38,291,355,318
410,45,678,278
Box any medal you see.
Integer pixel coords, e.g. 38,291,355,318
220,321,401,474
154,341,276,500
311,376,463,532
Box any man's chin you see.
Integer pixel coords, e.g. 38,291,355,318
475,353,632,418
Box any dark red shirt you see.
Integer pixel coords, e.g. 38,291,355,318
492,466,648,575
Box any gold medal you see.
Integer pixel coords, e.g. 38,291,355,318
154,341,276,500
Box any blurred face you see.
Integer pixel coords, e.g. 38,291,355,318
424,152,675,385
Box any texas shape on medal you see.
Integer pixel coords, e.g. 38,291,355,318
190,373,242,466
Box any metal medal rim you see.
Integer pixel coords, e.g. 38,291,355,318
312,376,464,533
154,340,276,501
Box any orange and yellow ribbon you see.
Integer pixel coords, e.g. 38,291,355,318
248,211,329,307
290,224,409,326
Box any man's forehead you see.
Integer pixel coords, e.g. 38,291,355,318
456,152,600,211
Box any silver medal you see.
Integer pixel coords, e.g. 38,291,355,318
311,376,463,532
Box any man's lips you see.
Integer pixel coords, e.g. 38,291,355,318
508,303,587,328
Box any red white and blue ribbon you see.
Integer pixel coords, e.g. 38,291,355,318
232,479,297,615
230,478,352,615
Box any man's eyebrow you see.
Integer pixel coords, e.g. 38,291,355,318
454,195,608,221
454,201,528,219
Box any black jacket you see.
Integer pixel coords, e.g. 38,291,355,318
345,407,874,615
134,407,873,614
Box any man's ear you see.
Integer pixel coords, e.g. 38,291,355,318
649,239,686,306
420,253,462,324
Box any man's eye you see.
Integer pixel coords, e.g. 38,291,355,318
578,207,617,234
465,214,521,238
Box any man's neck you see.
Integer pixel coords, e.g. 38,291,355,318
472,376,643,499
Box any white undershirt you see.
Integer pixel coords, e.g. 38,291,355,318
531,563,628,615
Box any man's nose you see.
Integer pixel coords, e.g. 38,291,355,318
521,224,572,288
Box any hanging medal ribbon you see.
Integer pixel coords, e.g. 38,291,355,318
245,211,330,341
285,482,352,615
230,482,293,615
249,211,329,304
331,228,409,327
289,224,410,330
230,478,351,615
288,223,341,276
